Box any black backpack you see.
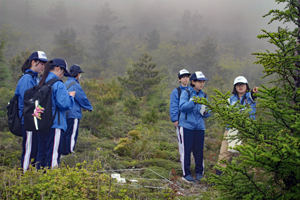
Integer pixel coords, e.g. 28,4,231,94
6,72,35,137
23,78,62,132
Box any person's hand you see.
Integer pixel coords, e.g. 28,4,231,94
68,91,76,97
173,121,179,127
252,87,259,93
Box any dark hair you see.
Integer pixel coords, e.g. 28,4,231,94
21,59,44,73
21,59,31,73
179,74,190,80
70,73,78,78
39,60,56,86
190,80,199,87
232,83,250,95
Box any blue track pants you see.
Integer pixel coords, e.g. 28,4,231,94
181,127,205,176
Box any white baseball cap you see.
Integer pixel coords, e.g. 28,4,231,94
233,76,248,85
178,69,191,78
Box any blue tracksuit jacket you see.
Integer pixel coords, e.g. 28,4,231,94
15,69,39,123
169,85,190,122
45,72,74,131
229,92,256,117
179,87,210,130
64,77,93,119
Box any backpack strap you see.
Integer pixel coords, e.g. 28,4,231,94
185,89,191,120
45,78,62,86
24,71,36,79
177,87,181,121
44,78,63,125
177,87,181,99
66,81,77,90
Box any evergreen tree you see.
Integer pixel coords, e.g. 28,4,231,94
51,28,84,65
195,1,300,199
92,25,118,68
92,3,122,69
118,53,162,99
145,29,160,51
189,36,224,79
9,50,31,87
47,1,68,29
0,39,10,88
179,10,203,44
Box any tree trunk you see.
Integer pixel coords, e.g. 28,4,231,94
294,1,300,96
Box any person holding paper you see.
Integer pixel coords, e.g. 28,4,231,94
62,64,93,156
36,59,75,169
179,71,210,182
215,76,258,176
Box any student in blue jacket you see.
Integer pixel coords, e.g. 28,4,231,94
62,64,93,155
216,76,258,176
15,51,48,173
179,71,210,182
169,69,191,168
36,59,75,169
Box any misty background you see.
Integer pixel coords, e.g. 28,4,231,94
0,0,287,89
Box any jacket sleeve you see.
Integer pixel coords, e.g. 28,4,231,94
54,82,74,111
17,74,35,99
169,89,179,122
179,90,195,113
74,84,93,111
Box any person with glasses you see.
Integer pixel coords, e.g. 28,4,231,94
36,59,75,169
215,76,258,176
15,51,48,173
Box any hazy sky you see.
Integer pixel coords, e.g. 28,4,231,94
0,0,289,54
66,0,286,39
0,0,287,36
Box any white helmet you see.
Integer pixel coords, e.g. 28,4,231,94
233,76,248,85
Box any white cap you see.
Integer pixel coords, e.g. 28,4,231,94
233,76,248,85
179,69,190,75
178,69,191,78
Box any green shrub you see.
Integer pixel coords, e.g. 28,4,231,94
0,132,22,168
0,87,14,132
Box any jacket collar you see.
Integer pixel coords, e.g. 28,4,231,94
25,69,38,77
67,77,79,83
47,71,59,80
191,87,203,95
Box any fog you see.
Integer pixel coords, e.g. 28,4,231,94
0,0,289,83
0,0,285,41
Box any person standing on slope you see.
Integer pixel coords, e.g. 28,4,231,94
169,69,191,170
36,59,75,169
179,71,210,182
62,64,93,156
15,51,48,173
215,76,258,176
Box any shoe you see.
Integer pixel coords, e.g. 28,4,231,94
182,175,196,182
195,173,202,181
216,170,222,176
